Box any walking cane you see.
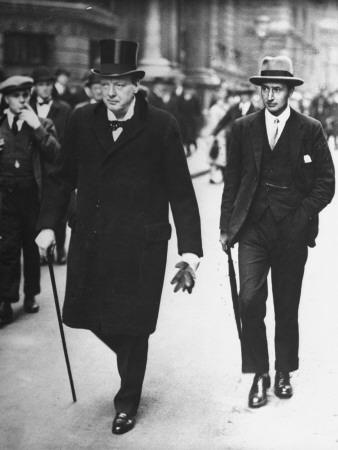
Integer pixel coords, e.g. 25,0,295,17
47,246,77,402
225,247,242,341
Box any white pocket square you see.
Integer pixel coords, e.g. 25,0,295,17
304,154,312,163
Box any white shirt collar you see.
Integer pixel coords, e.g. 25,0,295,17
265,105,291,126
107,97,136,121
6,109,24,131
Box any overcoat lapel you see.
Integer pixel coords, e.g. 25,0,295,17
249,109,266,173
91,100,147,160
91,102,115,155
105,117,146,158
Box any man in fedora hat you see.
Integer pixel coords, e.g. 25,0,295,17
31,66,71,264
0,75,59,325
35,39,202,434
220,55,335,408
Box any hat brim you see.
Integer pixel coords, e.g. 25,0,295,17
1,83,33,95
249,76,304,87
91,68,145,80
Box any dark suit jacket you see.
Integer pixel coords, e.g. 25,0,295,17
213,102,257,137
31,99,71,145
37,95,203,335
220,108,335,246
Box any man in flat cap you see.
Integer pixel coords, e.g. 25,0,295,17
36,39,202,434
0,75,60,325
31,67,71,264
220,56,335,408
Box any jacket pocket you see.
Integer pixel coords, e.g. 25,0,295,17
144,223,172,242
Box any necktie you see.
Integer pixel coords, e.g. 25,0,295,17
12,115,19,136
270,118,279,149
108,120,125,131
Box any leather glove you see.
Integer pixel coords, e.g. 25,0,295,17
170,261,196,294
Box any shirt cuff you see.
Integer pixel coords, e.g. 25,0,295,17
181,253,200,272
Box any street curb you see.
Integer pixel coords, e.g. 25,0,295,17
191,169,210,179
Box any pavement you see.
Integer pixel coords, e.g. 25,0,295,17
1,147,338,450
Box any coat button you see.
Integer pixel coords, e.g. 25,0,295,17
96,200,100,208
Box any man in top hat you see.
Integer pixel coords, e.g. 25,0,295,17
219,56,335,408
35,39,202,434
0,75,59,325
31,67,71,264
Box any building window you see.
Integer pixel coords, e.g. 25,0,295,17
4,32,54,66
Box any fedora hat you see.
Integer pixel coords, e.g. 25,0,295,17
249,56,304,86
91,39,145,80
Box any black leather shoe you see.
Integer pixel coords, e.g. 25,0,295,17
248,373,271,408
112,412,135,435
274,371,293,399
0,302,13,326
24,296,40,313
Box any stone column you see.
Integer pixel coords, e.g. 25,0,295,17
182,0,219,86
139,0,172,79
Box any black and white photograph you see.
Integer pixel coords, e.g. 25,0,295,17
0,1,337,449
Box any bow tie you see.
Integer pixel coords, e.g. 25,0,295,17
108,120,125,131
38,99,51,106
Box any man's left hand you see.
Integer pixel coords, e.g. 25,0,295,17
170,261,196,294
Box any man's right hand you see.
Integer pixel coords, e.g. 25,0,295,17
35,229,56,258
220,231,230,253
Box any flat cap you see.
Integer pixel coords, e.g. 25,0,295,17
0,75,34,95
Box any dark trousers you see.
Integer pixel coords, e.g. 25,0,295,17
0,184,40,302
93,331,149,416
238,209,308,374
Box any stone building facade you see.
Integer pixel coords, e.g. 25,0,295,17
0,0,117,81
0,0,337,96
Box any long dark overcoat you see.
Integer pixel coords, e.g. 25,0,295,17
38,95,203,335
220,108,335,246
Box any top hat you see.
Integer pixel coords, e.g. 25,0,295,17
250,55,304,86
31,66,55,83
91,39,145,79
0,75,33,95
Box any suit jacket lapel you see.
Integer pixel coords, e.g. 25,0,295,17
249,109,266,173
48,101,60,120
286,108,304,168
